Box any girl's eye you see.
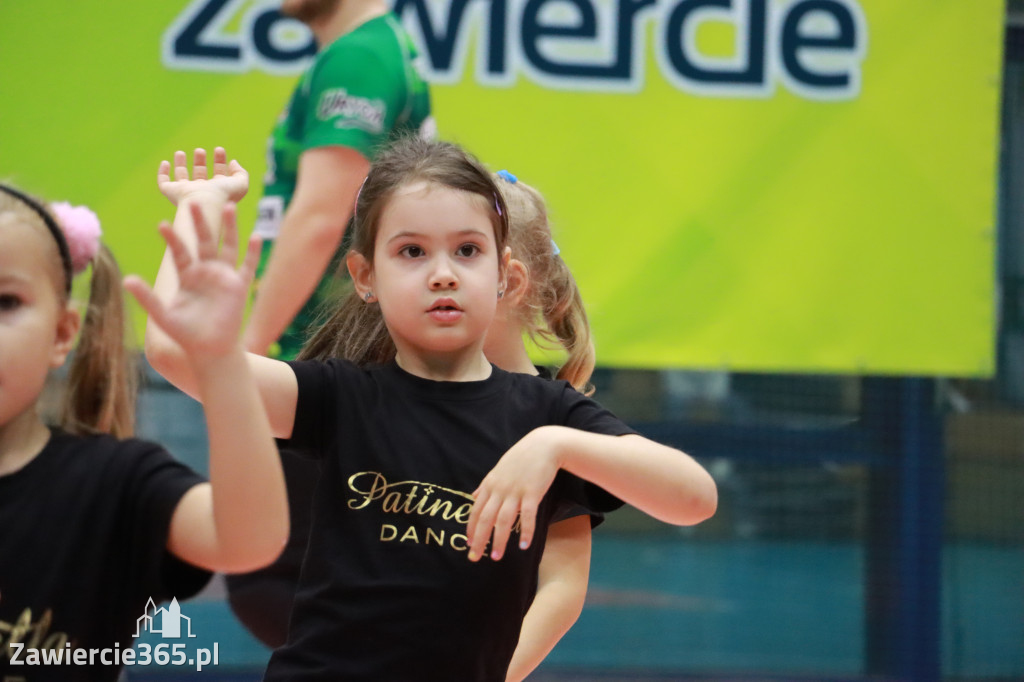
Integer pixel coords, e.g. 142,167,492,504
0,293,22,311
456,244,480,258
400,245,425,258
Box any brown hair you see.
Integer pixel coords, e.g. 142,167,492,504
495,175,595,393
0,188,137,438
300,136,508,364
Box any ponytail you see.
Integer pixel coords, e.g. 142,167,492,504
61,244,138,438
540,257,595,395
495,175,596,395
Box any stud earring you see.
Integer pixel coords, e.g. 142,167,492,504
497,290,505,299
364,291,373,302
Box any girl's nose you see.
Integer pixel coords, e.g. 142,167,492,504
429,257,458,290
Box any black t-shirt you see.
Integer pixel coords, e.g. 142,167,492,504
0,429,211,681
264,360,633,682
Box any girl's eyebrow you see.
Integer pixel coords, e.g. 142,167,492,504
0,271,31,285
387,228,490,244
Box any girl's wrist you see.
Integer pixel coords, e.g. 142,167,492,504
538,425,570,471
179,189,231,209
187,342,247,375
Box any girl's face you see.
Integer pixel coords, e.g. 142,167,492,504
0,217,78,430
355,181,507,365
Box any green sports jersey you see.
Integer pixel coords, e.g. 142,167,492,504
254,13,433,359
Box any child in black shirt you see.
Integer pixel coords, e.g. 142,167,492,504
0,182,286,681
144,138,718,681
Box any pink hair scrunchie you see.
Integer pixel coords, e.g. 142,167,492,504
50,202,102,275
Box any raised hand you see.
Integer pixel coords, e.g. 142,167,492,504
465,426,563,562
125,202,260,361
158,147,249,206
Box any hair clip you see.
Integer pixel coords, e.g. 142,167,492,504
494,194,502,217
50,202,102,274
551,239,560,256
496,170,518,184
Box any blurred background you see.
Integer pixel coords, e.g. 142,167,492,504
3,0,1021,680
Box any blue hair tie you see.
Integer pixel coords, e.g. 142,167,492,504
496,169,517,184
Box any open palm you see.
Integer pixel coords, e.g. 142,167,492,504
125,202,260,359
158,147,249,206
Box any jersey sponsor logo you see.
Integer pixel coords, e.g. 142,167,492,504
347,471,520,555
254,195,285,239
317,89,387,133
163,0,867,100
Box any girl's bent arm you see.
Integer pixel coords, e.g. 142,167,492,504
556,430,718,526
468,428,717,562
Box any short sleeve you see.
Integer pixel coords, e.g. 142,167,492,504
555,383,638,514
118,441,211,603
279,359,363,459
301,43,400,158
551,500,606,529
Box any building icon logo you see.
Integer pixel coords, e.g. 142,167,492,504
134,597,196,639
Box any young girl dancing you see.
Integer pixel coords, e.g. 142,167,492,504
139,137,717,681
296,167,602,680
0,184,286,681
153,151,603,678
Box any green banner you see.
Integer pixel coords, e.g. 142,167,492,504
0,0,1004,375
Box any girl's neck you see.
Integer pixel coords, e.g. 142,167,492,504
483,317,540,378
394,348,493,382
484,333,539,378
0,410,51,477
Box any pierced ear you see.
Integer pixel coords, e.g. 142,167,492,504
346,250,374,301
497,246,512,299
50,305,81,369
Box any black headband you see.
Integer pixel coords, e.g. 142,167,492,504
0,183,73,293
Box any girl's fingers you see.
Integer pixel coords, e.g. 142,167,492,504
173,151,189,180
188,203,217,261
488,499,520,561
517,498,539,551
213,147,228,176
220,203,238,265
468,495,500,561
123,276,170,331
465,489,486,547
159,222,193,275
157,160,171,188
193,148,208,180
240,234,263,285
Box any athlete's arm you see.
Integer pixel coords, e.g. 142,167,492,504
242,146,369,355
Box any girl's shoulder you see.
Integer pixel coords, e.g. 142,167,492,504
39,428,195,482
47,427,169,457
1,429,203,515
